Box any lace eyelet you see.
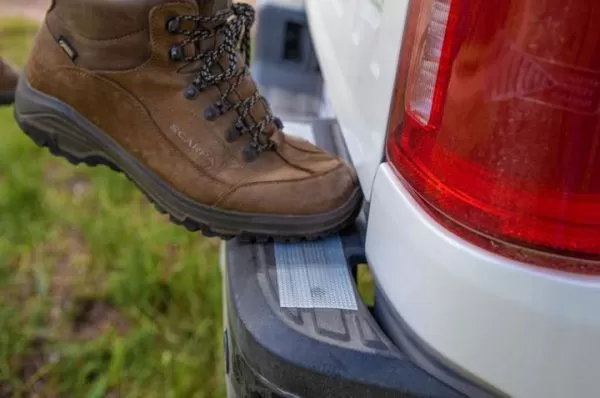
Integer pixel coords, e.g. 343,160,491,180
166,17,181,34
204,104,221,121
226,125,242,143
183,85,198,100
168,45,184,62
243,145,260,162
274,117,284,130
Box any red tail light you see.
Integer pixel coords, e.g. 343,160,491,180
387,0,600,271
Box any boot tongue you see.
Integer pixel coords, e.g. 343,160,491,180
198,0,232,14
178,0,236,73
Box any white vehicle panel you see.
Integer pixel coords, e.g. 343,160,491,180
367,164,600,398
306,0,409,197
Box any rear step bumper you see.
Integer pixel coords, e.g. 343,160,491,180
222,229,465,397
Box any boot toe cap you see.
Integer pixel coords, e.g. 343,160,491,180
217,162,359,216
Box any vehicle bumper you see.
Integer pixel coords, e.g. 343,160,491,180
222,231,464,398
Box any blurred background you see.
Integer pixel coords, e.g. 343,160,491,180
0,1,256,396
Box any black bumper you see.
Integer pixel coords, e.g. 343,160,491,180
222,229,467,398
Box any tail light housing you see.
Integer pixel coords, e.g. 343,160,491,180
387,0,600,273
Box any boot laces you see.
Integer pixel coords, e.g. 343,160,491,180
167,3,281,161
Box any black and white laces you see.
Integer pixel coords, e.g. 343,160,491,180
166,3,282,161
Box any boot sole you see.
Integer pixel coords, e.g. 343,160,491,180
0,90,15,105
13,78,362,241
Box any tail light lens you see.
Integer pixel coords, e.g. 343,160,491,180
387,0,600,270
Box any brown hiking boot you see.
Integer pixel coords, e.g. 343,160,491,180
14,0,361,240
0,57,18,105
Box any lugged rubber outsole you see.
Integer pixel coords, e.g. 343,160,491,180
13,78,362,241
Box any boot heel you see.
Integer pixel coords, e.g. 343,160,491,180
17,115,104,167
14,78,119,170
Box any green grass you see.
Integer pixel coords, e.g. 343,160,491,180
0,17,224,398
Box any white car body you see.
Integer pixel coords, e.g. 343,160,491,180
306,0,600,397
